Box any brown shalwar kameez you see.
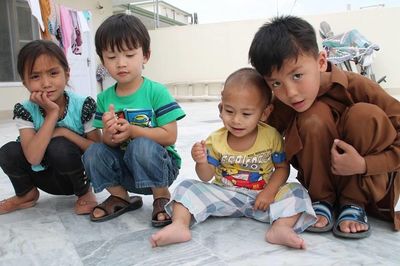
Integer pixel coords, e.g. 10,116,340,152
269,63,400,230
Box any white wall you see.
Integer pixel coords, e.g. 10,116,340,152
145,20,259,83
144,7,400,95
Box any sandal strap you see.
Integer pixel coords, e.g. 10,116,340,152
95,195,130,215
312,201,333,223
337,204,368,226
152,197,170,219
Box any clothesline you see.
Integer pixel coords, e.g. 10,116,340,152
27,0,92,55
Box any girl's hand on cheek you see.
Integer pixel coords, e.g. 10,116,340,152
30,91,59,116
29,91,42,105
41,92,59,111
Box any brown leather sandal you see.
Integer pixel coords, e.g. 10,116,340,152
90,195,143,222
152,197,172,227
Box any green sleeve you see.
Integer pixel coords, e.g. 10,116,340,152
152,86,186,126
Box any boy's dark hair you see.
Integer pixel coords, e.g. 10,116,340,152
248,15,319,77
17,40,69,80
223,67,272,105
95,13,150,61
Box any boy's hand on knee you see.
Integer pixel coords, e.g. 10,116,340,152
331,139,366,176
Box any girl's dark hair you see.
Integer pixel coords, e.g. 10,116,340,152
249,15,319,77
95,13,150,61
223,67,272,105
17,40,69,80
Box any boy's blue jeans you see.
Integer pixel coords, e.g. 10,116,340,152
82,137,179,195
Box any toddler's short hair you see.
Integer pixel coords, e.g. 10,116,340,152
223,67,271,106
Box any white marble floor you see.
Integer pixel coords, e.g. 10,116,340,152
0,101,399,265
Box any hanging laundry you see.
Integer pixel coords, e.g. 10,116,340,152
70,10,82,55
48,0,63,48
27,0,45,31
82,10,92,22
96,64,109,83
77,11,90,33
27,1,91,56
59,5,73,54
39,0,51,40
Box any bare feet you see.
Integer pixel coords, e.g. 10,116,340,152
338,220,369,233
0,187,39,214
75,188,98,215
150,221,192,247
266,225,306,249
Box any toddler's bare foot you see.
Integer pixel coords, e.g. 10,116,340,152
266,225,306,249
150,221,191,247
75,188,98,215
0,187,39,214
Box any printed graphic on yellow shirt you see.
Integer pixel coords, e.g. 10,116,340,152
213,150,274,190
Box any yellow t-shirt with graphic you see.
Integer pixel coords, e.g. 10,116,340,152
206,122,284,190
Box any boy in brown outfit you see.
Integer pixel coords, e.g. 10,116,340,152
248,15,400,238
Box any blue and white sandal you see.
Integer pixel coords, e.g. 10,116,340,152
307,201,334,233
333,204,371,239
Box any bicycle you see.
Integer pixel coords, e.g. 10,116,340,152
319,21,386,84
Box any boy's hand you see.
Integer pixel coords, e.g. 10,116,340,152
102,104,118,136
111,119,131,143
191,140,207,163
30,91,59,116
331,139,366,175
254,187,275,211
